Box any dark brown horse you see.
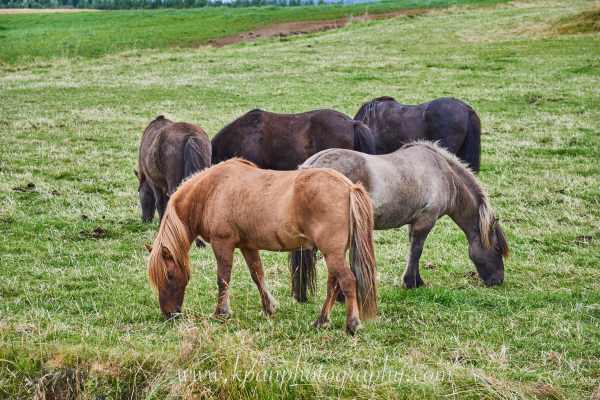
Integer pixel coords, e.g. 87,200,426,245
135,116,211,223
211,108,375,170
354,97,481,172
146,159,377,335
291,142,508,302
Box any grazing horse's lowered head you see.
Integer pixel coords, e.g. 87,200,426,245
467,200,510,286
146,205,192,318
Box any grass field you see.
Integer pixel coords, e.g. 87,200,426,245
0,0,510,64
1,0,600,398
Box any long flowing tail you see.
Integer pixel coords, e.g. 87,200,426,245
348,184,377,320
458,109,481,173
353,122,376,155
183,135,211,178
289,249,317,303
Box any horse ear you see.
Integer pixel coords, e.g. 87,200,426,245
144,243,152,253
161,246,173,260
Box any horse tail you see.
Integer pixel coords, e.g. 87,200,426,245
353,122,376,155
183,135,210,178
348,184,377,320
459,109,481,173
289,248,317,303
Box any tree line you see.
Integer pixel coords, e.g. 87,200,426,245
1,0,335,9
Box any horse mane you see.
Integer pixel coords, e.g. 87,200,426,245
405,141,509,257
354,96,397,122
148,204,191,292
222,157,257,168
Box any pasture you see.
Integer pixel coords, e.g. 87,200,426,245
1,0,599,398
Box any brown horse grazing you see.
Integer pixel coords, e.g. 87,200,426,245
211,108,375,170
291,142,508,303
135,116,211,223
146,159,377,335
354,97,481,172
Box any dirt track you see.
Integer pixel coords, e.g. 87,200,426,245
208,8,427,47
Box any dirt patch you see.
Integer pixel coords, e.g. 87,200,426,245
0,8,99,14
208,8,427,47
550,7,600,35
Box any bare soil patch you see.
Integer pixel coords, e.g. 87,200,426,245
208,8,427,47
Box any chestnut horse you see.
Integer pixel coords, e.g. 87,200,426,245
291,142,508,303
211,108,375,170
146,159,377,334
135,116,211,222
354,97,481,172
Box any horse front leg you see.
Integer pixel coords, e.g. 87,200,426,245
402,221,434,289
211,241,235,317
241,248,277,317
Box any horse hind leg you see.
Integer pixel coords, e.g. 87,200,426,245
314,272,340,329
403,220,435,289
241,248,277,316
323,252,361,335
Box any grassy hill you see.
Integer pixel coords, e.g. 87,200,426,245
0,0,509,64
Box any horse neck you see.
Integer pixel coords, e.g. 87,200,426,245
447,171,482,243
171,182,207,242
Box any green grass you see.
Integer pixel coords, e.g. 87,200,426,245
0,0,510,64
1,0,600,398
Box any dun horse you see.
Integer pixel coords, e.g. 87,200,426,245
291,142,508,302
146,159,377,335
211,108,375,170
135,116,211,222
354,97,481,172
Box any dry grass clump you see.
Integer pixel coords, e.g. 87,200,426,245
551,7,600,35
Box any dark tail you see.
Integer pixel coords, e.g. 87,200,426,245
458,110,481,173
348,184,377,320
353,122,376,155
289,249,317,303
184,135,211,178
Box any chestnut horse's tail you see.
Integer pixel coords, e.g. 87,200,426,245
348,184,377,320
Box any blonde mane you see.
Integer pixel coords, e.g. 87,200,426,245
405,141,508,256
148,204,192,291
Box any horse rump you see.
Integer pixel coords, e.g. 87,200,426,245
458,109,481,173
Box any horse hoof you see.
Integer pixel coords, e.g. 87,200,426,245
213,306,231,319
346,319,361,335
313,318,331,329
263,304,276,317
403,276,425,289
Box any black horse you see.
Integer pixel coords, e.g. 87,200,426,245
211,108,375,170
354,97,481,172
